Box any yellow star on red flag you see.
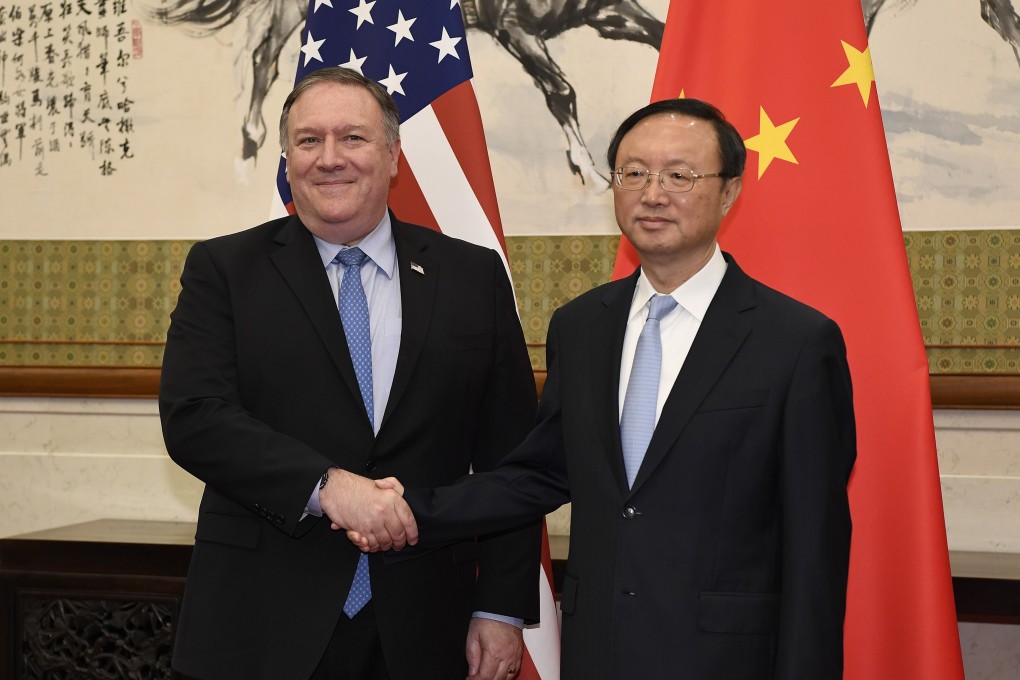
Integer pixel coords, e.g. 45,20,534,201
831,40,876,106
743,107,799,180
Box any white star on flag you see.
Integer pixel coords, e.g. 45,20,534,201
387,10,416,46
378,64,408,95
300,31,325,66
429,27,461,62
348,0,375,29
340,49,368,75
312,0,332,12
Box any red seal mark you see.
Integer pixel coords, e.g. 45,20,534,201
132,20,143,60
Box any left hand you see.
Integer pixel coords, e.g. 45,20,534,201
320,471,416,551
342,478,406,551
465,617,524,680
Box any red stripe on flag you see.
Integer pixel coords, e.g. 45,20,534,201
518,647,540,679
518,521,559,680
389,153,440,233
430,81,508,255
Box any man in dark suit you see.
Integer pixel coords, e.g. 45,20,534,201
359,98,857,679
159,67,540,680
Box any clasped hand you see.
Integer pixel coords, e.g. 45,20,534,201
319,469,417,551
330,476,407,552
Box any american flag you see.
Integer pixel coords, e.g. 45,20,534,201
273,0,511,277
273,1,560,678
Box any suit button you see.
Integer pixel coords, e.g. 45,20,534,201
364,459,377,472
622,506,638,520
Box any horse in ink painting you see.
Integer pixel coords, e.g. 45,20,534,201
863,0,1019,67
143,0,1020,186
143,0,662,188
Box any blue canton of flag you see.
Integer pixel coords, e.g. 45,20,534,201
276,0,473,209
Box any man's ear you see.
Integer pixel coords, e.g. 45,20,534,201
389,138,401,178
721,176,742,216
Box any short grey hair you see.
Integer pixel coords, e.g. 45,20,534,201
279,67,401,152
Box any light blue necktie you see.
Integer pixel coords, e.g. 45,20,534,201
620,294,678,488
335,247,374,618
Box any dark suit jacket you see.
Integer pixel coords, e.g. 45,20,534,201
159,213,540,680
407,254,856,680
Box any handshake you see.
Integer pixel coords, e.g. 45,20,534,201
318,467,417,552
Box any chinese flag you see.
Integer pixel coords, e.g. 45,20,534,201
613,2,964,679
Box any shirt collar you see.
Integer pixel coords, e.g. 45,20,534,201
630,244,727,322
312,211,396,279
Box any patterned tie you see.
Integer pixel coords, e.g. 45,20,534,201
334,247,374,618
620,294,678,488
335,247,374,428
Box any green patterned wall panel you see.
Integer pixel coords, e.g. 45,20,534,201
1,232,1016,372
0,241,187,366
507,235,619,369
905,231,1020,373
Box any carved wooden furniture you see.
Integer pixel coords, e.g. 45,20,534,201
0,520,192,679
2,520,1018,678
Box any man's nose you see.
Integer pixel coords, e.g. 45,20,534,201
318,140,347,169
640,175,669,204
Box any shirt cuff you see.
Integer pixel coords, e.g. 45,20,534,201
472,611,524,629
304,479,323,517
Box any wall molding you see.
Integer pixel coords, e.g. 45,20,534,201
928,375,1020,410
1,367,1018,409
0,367,162,399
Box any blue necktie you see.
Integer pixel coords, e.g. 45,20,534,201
620,294,678,488
335,247,374,618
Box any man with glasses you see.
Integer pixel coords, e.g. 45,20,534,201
354,98,857,680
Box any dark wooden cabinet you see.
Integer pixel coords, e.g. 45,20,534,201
2,521,1018,679
0,520,194,680
950,551,1020,625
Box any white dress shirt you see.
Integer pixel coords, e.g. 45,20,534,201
618,245,728,424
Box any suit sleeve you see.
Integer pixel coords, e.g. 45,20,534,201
159,241,332,535
405,305,571,543
775,317,856,679
461,250,544,623
405,304,571,625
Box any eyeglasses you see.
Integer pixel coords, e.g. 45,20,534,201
612,166,727,193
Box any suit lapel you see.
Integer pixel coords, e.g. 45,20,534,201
629,256,757,495
268,216,363,408
590,272,639,496
382,217,438,428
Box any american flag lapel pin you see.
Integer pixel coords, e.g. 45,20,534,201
410,262,425,276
